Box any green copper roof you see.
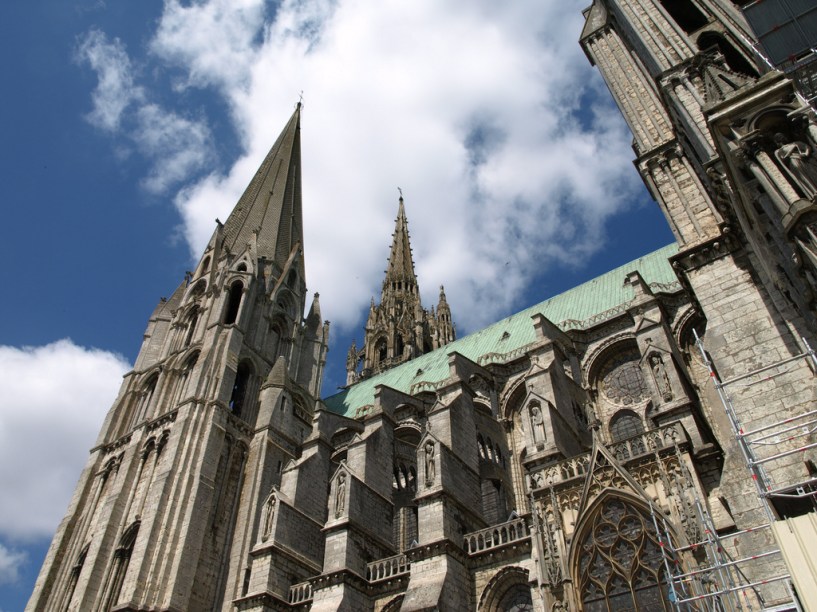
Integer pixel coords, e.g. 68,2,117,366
324,243,680,418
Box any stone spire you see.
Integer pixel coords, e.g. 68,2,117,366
221,103,303,268
345,196,455,384
383,196,419,295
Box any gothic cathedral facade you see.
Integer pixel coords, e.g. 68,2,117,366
28,1,817,611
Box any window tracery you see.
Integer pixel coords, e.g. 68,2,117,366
599,350,648,406
609,410,644,443
577,498,672,611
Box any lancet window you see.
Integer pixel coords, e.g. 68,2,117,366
223,280,243,325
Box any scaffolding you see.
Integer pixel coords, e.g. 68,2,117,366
653,331,817,611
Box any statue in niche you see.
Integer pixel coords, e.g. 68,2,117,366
650,354,673,402
774,133,817,200
261,493,276,542
529,403,546,446
424,441,436,484
335,473,346,518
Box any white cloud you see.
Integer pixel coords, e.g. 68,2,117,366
147,0,644,334
0,340,130,540
150,0,267,91
76,29,215,195
78,1,647,335
76,29,143,132
134,104,215,194
0,543,26,585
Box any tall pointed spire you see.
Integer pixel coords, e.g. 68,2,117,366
383,196,418,293
344,195,455,383
222,103,303,266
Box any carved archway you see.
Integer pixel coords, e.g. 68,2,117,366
478,566,533,611
571,493,674,611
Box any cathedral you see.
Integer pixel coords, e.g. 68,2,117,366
27,1,817,611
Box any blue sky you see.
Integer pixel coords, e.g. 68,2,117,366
0,1,673,608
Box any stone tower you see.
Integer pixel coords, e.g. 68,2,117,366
346,196,455,384
580,0,817,606
27,104,329,612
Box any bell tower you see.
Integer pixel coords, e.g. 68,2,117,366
346,196,455,384
27,104,329,612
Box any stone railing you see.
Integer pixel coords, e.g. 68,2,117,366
463,517,529,555
289,581,313,604
610,423,684,463
527,424,686,491
366,553,410,582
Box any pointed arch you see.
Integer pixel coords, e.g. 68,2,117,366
477,566,532,611
98,521,140,611
609,409,645,443
223,280,244,325
571,492,675,612
229,361,253,419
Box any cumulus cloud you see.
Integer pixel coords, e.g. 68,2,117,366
76,29,142,131
0,340,130,540
0,543,26,585
76,29,215,195
80,1,646,334
134,104,215,194
148,0,643,334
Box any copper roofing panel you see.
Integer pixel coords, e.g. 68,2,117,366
324,243,680,417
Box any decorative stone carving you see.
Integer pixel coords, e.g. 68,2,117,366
529,403,547,446
774,133,817,200
649,354,673,402
335,473,347,518
599,350,648,406
424,441,436,485
261,492,276,542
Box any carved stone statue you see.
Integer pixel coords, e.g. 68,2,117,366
530,403,546,445
261,493,276,542
424,441,436,484
335,473,346,517
650,354,673,402
774,133,817,200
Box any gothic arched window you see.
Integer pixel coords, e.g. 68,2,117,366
576,498,673,611
479,567,533,612
610,410,644,442
223,280,243,325
229,362,253,418
376,338,387,364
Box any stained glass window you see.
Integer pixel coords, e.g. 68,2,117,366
599,350,648,406
578,498,672,611
610,410,644,443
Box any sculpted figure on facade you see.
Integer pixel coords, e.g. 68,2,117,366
261,493,276,542
335,473,346,518
650,354,673,402
774,133,817,200
530,403,547,446
424,441,436,485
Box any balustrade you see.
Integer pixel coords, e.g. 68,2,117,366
463,517,528,555
526,424,685,491
366,553,410,582
289,581,313,604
